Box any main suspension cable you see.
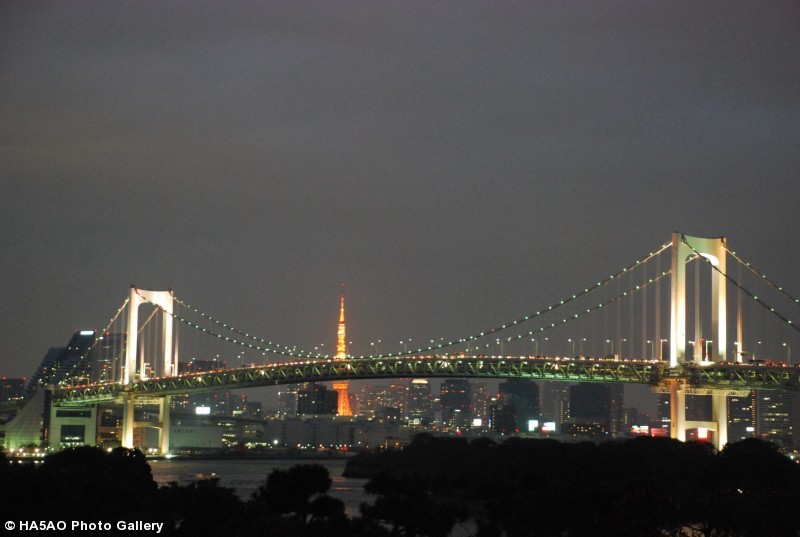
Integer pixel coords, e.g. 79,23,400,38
725,245,800,308
683,237,800,334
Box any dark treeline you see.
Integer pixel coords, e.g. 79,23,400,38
1,436,798,537
345,434,800,537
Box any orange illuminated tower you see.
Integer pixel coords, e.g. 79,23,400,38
332,293,353,416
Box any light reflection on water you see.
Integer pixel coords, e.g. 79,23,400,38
148,458,370,516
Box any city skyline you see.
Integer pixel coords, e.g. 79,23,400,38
3,2,800,384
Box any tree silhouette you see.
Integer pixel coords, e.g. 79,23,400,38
248,464,348,537
358,471,468,537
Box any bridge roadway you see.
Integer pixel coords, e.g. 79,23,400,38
51,355,800,406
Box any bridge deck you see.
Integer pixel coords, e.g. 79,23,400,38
50,356,800,406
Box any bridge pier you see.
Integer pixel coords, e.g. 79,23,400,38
159,396,171,456
669,380,686,442
122,393,135,448
711,393,728,449
120,394,170,455
667,380,728,450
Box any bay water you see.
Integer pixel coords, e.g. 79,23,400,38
148,458,370,516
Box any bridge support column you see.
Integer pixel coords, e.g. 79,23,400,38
712,393,727,450
158,396,170,455
669,380,686,442
122,394,135,449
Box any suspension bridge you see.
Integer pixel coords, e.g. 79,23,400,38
35,233,800,453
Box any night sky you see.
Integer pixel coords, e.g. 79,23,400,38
2,2,799,412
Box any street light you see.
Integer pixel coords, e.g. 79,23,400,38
705,340,714,361
660,339,668,361
783,342,791,364
580,338,587,357
733,341,740,363
647,340,654,361
531,338,538,356
568,338,575,357
543,337,549,356
618,338,627,359
606,339,614,356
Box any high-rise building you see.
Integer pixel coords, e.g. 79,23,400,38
89,332,126,383
686,394,712,422
567,383,623,437
727,390,756,443
0,378,26,403
297,383,338,416
361,384,406,418
489,397,517,434
608,384,625,437
277,387,298,418
27,330,97,393
656,394,671,425
756,391,795,449
332,294,353,416
406,379,432,423
440,379,471,430
541,381,570,432
499,379,540,430
471,382,491,425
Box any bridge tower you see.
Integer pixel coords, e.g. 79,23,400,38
668,233,728,449
332,293,353,416
121,287,175,454
670,232,727,367
124,287,176,384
